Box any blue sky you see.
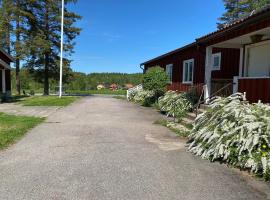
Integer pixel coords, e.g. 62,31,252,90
68,0,225,74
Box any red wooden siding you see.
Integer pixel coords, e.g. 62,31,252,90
211,48,240,79
238,78,270,103
144,45,205,93
144,46,240,93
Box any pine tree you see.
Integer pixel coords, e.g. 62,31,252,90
0,0,13,54
25,0,81,95
217,0,270,29
0,0,33,94
217,0,242,29
239,0,270,15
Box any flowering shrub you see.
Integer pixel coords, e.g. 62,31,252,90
127,89,139,101
158,91,192,119
133,90,155,106
188,93,270,180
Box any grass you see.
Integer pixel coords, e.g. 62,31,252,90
18,96,80,106
154,119,191,137
65,89,127,95
0,113,44,149
112,95,126,100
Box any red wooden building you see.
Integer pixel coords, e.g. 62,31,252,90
141,6,270,103
0,49,13,96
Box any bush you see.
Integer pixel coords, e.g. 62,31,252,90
158,91,192,120
134,90,155,106
127,89,140,101
143,66,168,100
188,93,270,180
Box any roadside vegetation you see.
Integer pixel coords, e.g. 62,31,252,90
0,113,44,149
154,119,190,137
128,66,270,182
65,89,127,96
11,70,142,95
188,94,270,181
17,96,80,106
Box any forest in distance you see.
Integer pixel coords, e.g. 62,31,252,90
11,69,143,94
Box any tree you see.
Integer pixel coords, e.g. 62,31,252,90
0,0,13,54
217,0,270,29
217,0,241,29
0,0,34,95
25,0,81,95
142,66,168,100
239,0,270,15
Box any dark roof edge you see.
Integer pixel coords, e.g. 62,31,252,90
0,49,15,62
140,42,196,66
196,7,270,44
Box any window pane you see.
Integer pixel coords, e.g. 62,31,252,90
213,56,219,67
185,63,189,82
166,65,173,82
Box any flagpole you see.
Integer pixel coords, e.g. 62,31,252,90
59,0,64,98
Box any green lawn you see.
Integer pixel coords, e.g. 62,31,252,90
66,89,127,95
112,95,127,100
18,96,80,106
0,113,44,149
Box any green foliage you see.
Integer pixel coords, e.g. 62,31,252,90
19,96,80,106
217,0,270,29
154,119,190,137
11,69,143,94
133,90,155,107
65,89,127,95
24,0,81,95
188,93,270,181
158,91,193,120
0,112,44,149
66,72,143,91
143,67,168,99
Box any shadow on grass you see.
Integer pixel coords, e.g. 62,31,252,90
1,95,30,104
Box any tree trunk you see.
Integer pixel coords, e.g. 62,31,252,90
15,0,21,95
43,2,49,95
15,58,20,95
44,53,49,95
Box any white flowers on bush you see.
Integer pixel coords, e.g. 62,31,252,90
188,93,270,180
158,91,192,119
127,89,140,101
133,90,155,105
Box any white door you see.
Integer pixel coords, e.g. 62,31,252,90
246,41,270,77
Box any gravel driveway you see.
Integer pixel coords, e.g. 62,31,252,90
0,96,269,200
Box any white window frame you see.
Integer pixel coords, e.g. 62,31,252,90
166,64,173,83
182,59,194,84
212,52,221,70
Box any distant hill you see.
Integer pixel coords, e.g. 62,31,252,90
11,69,143,93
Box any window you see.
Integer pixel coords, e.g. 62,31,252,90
212,53,221,70
183,59,194,84
166,64,173,83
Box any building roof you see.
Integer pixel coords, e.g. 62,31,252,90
196,5,270,43
141,5,270,67
0,49,15,62
140,42,196,66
